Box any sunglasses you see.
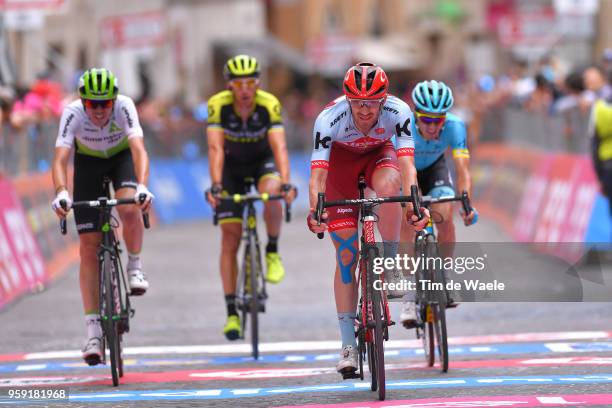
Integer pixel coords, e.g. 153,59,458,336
230,78,259,90
83,99,114,109
348,98,385,109
415,111,446,125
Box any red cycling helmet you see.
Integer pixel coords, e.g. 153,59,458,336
343,62,388,100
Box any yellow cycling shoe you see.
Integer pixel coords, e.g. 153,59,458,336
265,252,285,284
223,315,241,341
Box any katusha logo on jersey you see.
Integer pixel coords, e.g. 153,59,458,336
345,136,385,150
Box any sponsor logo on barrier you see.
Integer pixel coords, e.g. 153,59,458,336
0,178,47,309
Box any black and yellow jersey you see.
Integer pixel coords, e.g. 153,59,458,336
591,99,612,161
207,89,283,161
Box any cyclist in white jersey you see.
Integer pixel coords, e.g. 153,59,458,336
51,68,154,365
307,62,430,377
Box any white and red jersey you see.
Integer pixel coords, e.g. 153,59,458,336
310,95,414,170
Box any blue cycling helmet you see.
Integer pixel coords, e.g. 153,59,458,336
411,80,454,114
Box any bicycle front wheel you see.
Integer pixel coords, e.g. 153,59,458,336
371,288,386,400
247,236,261,360
422,307,435,367
366,245,385,400
433,302,449,372
102,251,120,386
427,236,448,373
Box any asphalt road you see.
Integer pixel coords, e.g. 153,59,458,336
1,215,612,407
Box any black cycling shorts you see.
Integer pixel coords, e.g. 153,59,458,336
417,154,455,197
216,156,280,224
73,149,137,234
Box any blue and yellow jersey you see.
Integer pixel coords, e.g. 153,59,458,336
411,112,469,170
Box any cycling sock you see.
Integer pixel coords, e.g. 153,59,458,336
85,314,102,339
127,252,142,271
338,312,357,348
383,241,399,259
225,294,237,317
266,235,279,253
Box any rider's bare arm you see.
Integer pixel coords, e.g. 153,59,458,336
128,137,150,185
453,155,472,198
309,167,328,209
207,128,225,185
397,155,418,198
268,128,290,185
52,146,71,194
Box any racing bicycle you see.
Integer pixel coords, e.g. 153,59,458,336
213,178,293,360
59,177,150,386
411,191,472,373
315,176,422,401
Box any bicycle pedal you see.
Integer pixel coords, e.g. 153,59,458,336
402,320,418,330
83,355,102,366
388,320,396,326
340,368,359,380
129,288,146,296
446,302,459,309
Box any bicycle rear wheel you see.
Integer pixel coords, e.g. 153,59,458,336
102,251,120,386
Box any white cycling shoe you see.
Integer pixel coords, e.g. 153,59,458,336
336,345,358,374
400,301,417,329
128,269,149,296
82,337,103,366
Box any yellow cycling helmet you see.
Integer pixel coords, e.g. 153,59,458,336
223,54,260,80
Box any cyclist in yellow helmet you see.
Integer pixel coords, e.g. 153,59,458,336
205,55,296,340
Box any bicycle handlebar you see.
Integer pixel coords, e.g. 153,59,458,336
315,185,423,240
313,187,473,239
315,192,325,239
212,193,292,225
410,185,422,221
59,195,151,235
419,191,473,213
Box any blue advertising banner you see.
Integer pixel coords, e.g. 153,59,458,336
150,153,312,224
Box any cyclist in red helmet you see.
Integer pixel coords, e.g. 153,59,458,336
307,62,429,377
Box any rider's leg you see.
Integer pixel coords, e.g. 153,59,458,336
259,174,282,239
258,174,285,283
116,187,143,257
220,222,242,309
115,187,149,294
331,227,359,373
331,227,359,334
79,232,104,363
220,221,242,340
79,232,102,316
432,201,455,259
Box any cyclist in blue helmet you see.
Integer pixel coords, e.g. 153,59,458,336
398,80,478,328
